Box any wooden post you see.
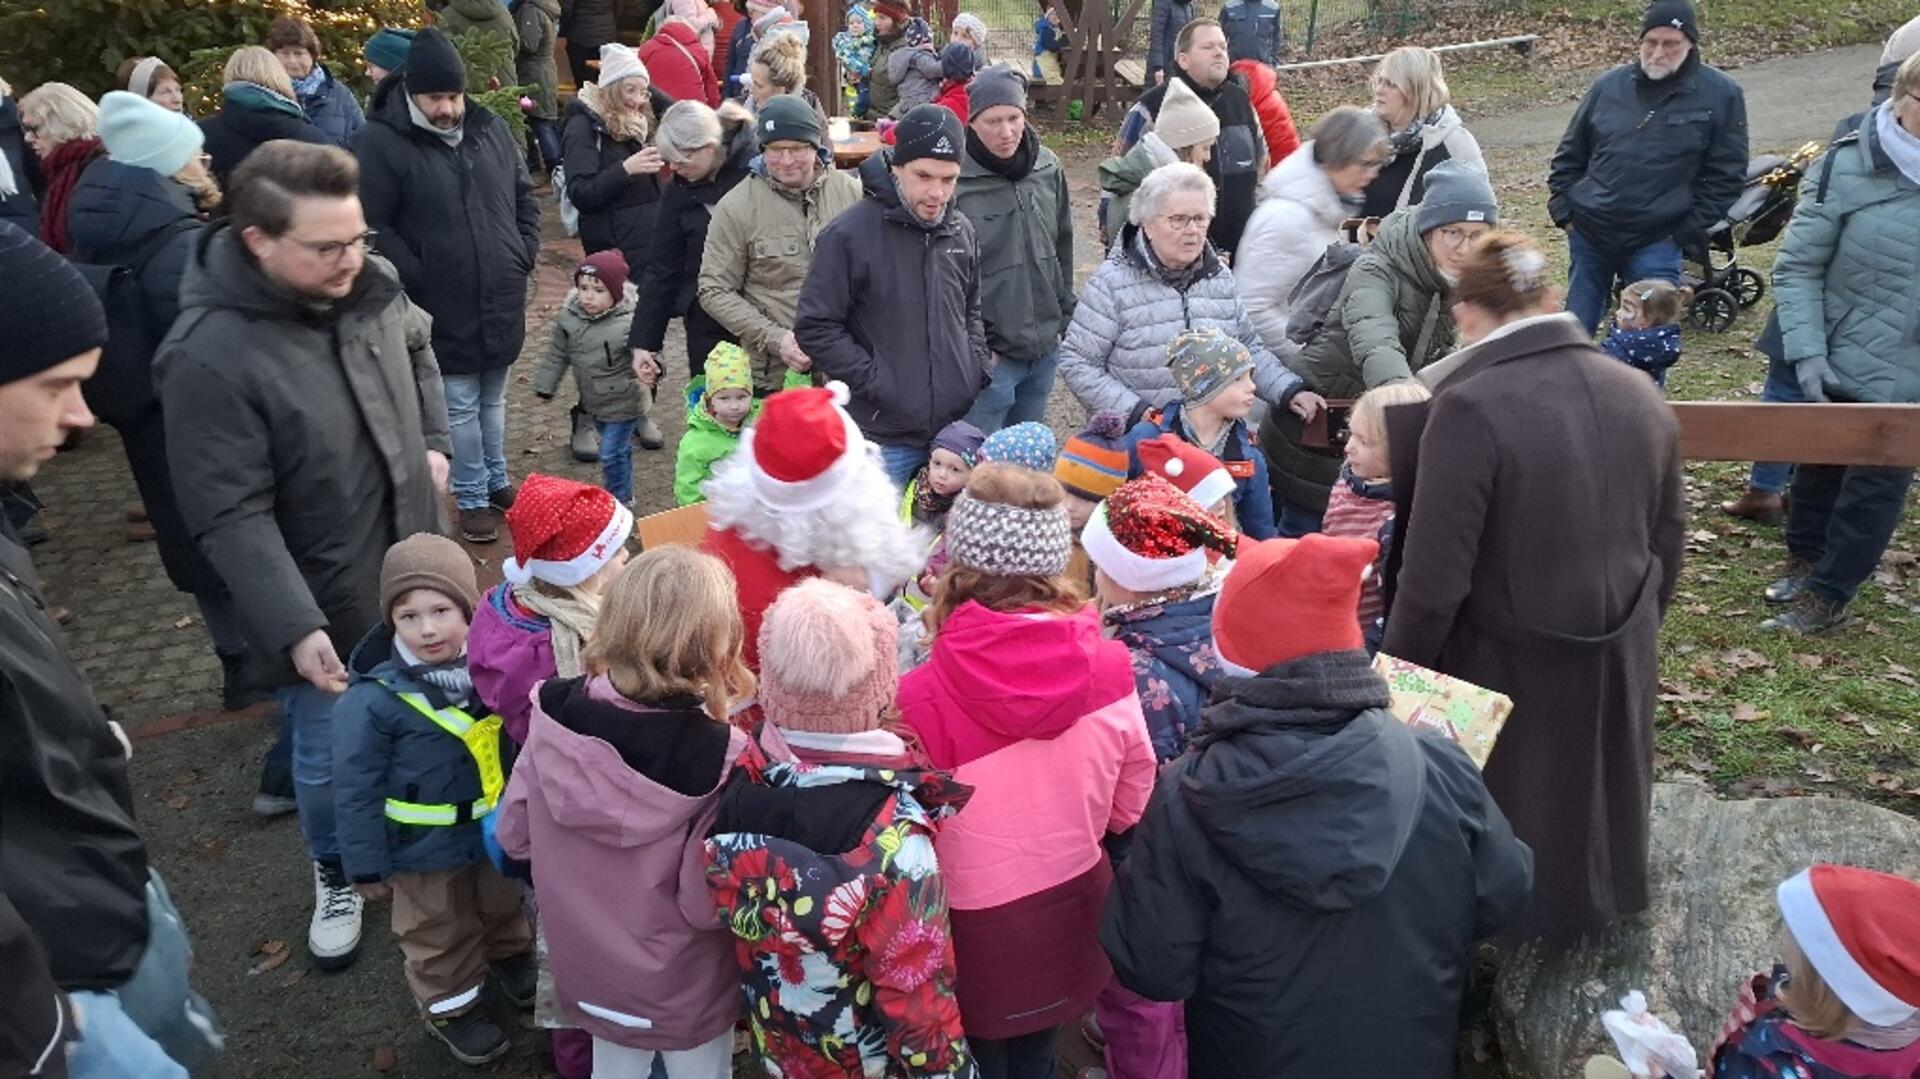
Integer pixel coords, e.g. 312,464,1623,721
809,0,845,116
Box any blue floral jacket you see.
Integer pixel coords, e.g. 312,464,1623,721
1104,587,1224,760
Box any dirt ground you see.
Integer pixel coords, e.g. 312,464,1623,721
19,41,1890,1077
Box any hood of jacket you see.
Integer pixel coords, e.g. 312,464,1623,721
857,147,959,232
1106,589,1221,687
222,81,307,121
1415,104,1464,150
683,373,761,438
1260,141,1346,223
1117,219,1225,283
562,281,638,322
527,676,743,845
175,222,401,326
1098,132,1178,196
920,602,1121,744
1369,207,1448,296
343,621,450,695
1180,650,1426,911
67,159,198,256
654,17,703,48
522,0,563,14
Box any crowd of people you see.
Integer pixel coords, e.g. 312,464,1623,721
4,0,1920,1077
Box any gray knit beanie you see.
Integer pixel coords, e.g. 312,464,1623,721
968,63,1029,120
1414,160,1499,234
945,490,1073,578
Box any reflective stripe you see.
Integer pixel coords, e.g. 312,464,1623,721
426,984,483,1016
384,797,494,826
380,689,506,827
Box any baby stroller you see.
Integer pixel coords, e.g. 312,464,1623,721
1682,141,1823,332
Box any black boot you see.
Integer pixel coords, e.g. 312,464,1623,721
425,1010,509,1065
492,953,538,1009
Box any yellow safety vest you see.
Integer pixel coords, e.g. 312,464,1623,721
382,690,506,828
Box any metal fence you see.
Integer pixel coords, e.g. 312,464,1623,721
957,0,1480,62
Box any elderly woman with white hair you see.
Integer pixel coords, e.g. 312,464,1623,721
1360,45,1485,217
1060,162,1325,426
17,82,102,252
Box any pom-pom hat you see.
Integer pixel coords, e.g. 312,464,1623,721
1776,864,1920,1026
1212,533,1378,675
1082,475,1238,593
745,383,868,513
502,474,635,586
1055,411,1131,501
1137,435,1235,510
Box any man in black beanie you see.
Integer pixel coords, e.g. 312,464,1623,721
352,25,540,544
796,104,993,485
1548,0,1749,335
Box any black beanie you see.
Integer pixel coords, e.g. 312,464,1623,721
0,222,108,385
1642,0,1699,42
405,27,467,94
756,94,823,149
891,104,963,166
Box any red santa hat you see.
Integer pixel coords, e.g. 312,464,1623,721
1137,435,1236,510
1081,475,1237,593
743,383,867,513
501,474,634,586
1211,533,1378,675
1776,864,1920,1026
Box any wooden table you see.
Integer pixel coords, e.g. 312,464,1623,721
832,130,883,170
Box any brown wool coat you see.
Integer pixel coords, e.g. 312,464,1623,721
1381,313,1685,946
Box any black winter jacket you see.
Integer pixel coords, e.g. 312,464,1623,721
796,151,992,448
1548,51,1750,253
157,226,450,688
561,0,619,48
198,84,333,187
1133,71,1264,258
354,78,541,375
560,89,676,264
0,894,70,1078
0,97,37,237
1100,650,1533,1079
0,526,150,992
629,154,751,369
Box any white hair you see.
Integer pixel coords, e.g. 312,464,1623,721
1130,161,1216,226
702,438,925,583
655,100,722,163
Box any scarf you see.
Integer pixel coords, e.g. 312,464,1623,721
909,466,958,526
1847,1012,1920,1051
222,81,306,119
1876,101,1920,186
1385,107,1442,157
392,638,475,707
1135,225,1207,291
292,65,329,106
966,125,1037,182
511,583,599,679
38,137,101,254
407,93,465,146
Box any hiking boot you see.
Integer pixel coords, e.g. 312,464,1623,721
569,406,598,463
491,953,538,1009
635,415,665,451
488,483,517,511
459,507,500,544
1764,557,1813,605
1721,488,1786,526
425,1009,510,1066
308,861,364,971
1761,593,1850,636
251,792,297,817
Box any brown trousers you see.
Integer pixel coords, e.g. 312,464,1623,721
388,862,533,1017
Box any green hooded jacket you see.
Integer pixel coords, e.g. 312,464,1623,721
674,370,810,505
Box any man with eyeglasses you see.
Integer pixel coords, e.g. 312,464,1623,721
156,140,451,975
1548,0,1748,335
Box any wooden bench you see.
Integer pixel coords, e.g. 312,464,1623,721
1275,33,1537,74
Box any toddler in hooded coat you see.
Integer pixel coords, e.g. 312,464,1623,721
533,251,645,504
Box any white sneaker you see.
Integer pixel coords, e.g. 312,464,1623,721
308,861,363,970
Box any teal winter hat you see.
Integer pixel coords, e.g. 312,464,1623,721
364,27,417,73
97,91,205,179
979,421,1059,473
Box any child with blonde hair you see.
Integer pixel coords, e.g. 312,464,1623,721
1321,379,1430,651
494,546,754,1079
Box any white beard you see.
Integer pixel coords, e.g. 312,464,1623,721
703,439,927,586
1640,57,1680,80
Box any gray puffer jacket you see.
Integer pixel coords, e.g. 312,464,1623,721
1772,106,1920,404
1059,225,1303,418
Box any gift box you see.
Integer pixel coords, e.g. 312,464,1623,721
1372,653,1513,769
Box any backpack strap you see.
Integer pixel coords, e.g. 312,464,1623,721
1814,130,1860,207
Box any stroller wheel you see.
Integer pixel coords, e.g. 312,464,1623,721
1730,267,1766,308
1690,288,1740,333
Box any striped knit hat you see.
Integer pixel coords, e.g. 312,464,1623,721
1055,411,1131,501
945,488,1073,578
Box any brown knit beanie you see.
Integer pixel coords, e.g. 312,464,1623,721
380,533,479,624
756,579,898,734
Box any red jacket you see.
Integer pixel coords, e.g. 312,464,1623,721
641,20,721,107
700,526,817,671
933,79,970,124
1232,60,1300,167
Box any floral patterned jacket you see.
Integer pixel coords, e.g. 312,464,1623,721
1104,584,1226,761
706,758,978,1078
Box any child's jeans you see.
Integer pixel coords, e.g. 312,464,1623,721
591,1029,733,1078
390,862,534,1017
1095,980,1187,1079
595,419,638,504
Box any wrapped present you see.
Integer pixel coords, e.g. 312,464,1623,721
1372,653,1513,769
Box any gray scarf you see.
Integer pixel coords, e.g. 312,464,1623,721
1385,107,1444,157
1135,227,1207,291
1875,101,1920,186
406,95,464,147
393,638,474,707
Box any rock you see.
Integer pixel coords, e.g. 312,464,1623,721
1494,781,1920,1079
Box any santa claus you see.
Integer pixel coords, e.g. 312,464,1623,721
701,383,922,669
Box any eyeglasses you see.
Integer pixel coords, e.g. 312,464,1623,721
20,121,40,136
1641,37,1691,53
762,144,816,160
1431,225,1483,250
285,229,377,261
1160,212,1213,231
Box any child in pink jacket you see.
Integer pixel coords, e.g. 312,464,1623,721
898,463,1157,1079
494,546,756,1079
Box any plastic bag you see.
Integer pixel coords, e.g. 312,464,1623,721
1601,991,1699,1078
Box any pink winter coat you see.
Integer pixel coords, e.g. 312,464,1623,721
467,584,554,745
493,675,748,1050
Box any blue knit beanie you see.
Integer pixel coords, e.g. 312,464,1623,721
979,421,1058,473
98,91,205,179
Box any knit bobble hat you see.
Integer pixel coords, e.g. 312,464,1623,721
405,27,467,95
98,91,205,179
932,419,986,466
0,222,108,386
364,27,417,73
705,342,753,397
873,0,912,24
1155,77,1222,150
758,93,825,149
598,42,650,88
502,474,635,586
1641,0,1699,42
576,249,629,298
1212,533,1378,675
381,533,479,623
1414,160,1499,235
1776,865,1920,1026
979,421,1059,473
969,63,1029,119
758,578,900,734
1054,411,1131,501
1082,475,1238,593
1137,434,1235,510
1169,328,1256,406
891,103,964,166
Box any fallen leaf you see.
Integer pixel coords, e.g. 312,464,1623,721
247,949,290,976
260,939,287,956
1689,658,1725,682
1731,701,1768,723
163,793,190,810
1722,648,1772,671
1777,727,1819,749
372,1046,398,1072
278,968,308,989
1790,653,1825,670
173,614,196,629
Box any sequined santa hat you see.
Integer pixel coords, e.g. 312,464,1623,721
502,474,634,586
1137,434,1235,510
1081,475,1238,593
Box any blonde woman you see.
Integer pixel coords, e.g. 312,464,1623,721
743,31,829,130
199,45,331,184
494,545,752,1079
1359,45,1485,217
17,82,100,252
